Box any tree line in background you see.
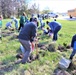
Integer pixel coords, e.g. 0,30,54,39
0,0,51,18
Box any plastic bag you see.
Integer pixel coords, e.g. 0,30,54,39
58,57,71,69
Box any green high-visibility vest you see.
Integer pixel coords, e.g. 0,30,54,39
0,20,2,28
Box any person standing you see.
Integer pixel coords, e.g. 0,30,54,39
46,20,62,41
18,12,28,31
0,15,3,40
16,18,38,64
39,16,45,29
0,15,3,28
69,34,76,60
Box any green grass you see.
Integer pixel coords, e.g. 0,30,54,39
0,18,76,75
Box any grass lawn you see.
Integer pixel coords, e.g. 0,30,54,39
0,18,76,75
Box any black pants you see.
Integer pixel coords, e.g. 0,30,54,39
18,23,24,31
53,26,61,41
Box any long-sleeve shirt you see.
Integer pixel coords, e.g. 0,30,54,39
71,34,76,48
12,17,18,23
48,21,62,32
20,16,25,25
6,22,12,28
18,22,37,42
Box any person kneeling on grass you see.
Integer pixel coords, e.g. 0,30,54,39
69,34,76,60
42,27,49,35
16,18,38,64
5,21,13,29
42,27,53,37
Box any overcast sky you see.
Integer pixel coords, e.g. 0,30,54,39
28,0,76,13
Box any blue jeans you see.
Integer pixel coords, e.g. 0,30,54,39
53,26,61,41
40,23,45,29
15,22,18,29
70,49,76,59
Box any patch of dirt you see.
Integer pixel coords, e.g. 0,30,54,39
2,31,14,37
37,43,44,47
0,63,14,73
16,50,47,63
57,45,66,52
37,33,42,36
63,43,71,49
9,34,18,40
57,44,71,52
16,53,40,63
37,43,47,50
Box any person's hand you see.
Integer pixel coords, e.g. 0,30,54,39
34,38,38,42
31,42,35,51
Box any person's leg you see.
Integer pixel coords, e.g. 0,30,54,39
18,23,24,31
42,23,45,28
70,50,76,60
54,31,57,41
19,39,32,64
52,27,58,41
18,23,22,31
53,32,56,41
21,50,31,64
53,26,61,41
15,22,18,30
0,28,2,40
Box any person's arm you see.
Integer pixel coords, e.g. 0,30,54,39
49,22,54,32
20,16,25,24
71,34,76,47
25,16,28,22
30,26,37,42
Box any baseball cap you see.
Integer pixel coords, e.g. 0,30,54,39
32,18,37,22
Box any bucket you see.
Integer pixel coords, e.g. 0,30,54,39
58,57,71,69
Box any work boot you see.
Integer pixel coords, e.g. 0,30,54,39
15,59,22,64
69,56,73,60
27,58,32,63
16,53,23,59
68,61,73,69
0,37,2,40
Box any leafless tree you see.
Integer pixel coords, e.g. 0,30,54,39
0,0,40,18
28,3,40,15
0,0,28,18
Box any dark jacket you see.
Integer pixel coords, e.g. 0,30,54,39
18,22,37,42
48,21,62,32
71,34,76,47
20,16,25,25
